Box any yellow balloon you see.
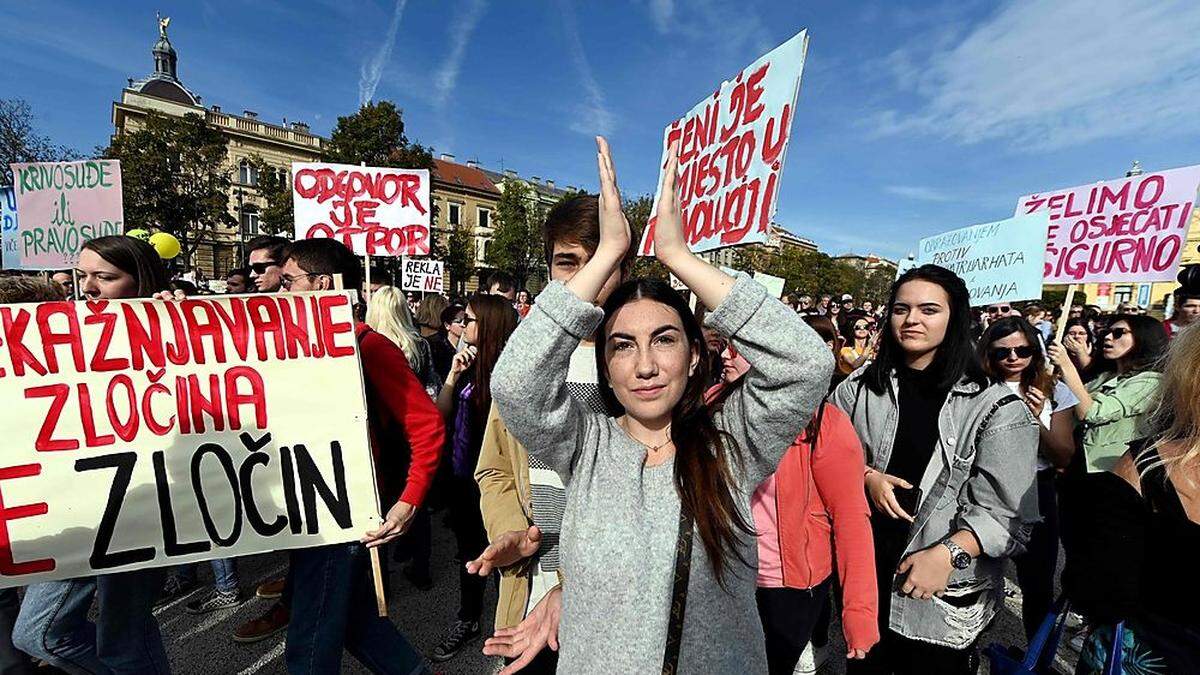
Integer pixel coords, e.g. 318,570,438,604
149,232,182,259
126,228,150,241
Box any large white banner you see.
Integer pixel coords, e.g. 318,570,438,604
0,292,378,587
292,162,431,257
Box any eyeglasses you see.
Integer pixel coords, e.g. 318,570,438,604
987,305,1012,314
853,323,869,331
280,272,323,289
989,345,1036,361
462,316,477,326
249,261,278,275
1101,327,1130,340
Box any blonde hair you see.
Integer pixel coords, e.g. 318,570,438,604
1150,323,1200,485
365,286,424,371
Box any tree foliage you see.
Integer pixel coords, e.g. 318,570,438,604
727,243,896,303
105,112,235,261
0,98,77,185
623,194,669,280
490,180,546,288
444,218,476,296
323,101,434,171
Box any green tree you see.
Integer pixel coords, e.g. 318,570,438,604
323,101,434,171
623,194,669,280
444,217,476,296
246,155,293,236
0,98,77,185
106,112,235,262
490,180,546,288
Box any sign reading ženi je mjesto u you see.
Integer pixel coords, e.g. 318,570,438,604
8,161,124,270
1,187,19,269
401,258,444,294
916,213,1051,306
292,162,431,257
639,29,809,256
0,292,380,587
1016,164,1200,284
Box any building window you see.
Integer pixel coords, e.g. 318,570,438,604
448,203,460,226
241,205,260,236
239,160,259,186
478,208,491,230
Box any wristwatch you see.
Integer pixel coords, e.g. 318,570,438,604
941,539,972,570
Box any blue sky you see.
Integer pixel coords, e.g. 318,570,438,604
4,0,1200,260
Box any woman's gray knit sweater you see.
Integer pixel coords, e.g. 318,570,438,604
491,275,833,673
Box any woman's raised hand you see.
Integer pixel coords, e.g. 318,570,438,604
652,140,688,265
595,136,631,261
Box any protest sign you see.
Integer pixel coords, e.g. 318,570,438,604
1016,165,1200,284
916,213,1050,306
1,187,19,269
0,292,379,587
895,256,917,280
753,271,786,299
292,162,431,257
639,29,808,256
8,161,124,270
401,258,444,294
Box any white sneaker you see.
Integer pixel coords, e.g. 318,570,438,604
794,641,830,674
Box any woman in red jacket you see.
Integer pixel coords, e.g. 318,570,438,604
711,315,878,674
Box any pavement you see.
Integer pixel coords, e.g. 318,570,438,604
154,509,1079,675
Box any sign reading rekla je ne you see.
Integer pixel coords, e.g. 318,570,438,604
8,161,124,270
1016,164,1200,284
639,29,808,256
401,258,444,293
0,292,379,588
917,213,1050,306
292,162,431,257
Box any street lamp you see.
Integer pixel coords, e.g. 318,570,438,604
236,187,245,267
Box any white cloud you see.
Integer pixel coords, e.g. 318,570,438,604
432,0,488,108
358,0,408,107
869,0,1200,150
884,185,956,202
647,0,675,33
641,0,772,57
557,0,615,136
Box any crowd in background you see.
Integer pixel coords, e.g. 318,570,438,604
0,140,1199,675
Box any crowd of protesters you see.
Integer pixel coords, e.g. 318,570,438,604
0,137,1198,675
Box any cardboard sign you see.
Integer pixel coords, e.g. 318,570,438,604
1,187,19,269
0,292,379,587
8,161,124,270
1016,165,1200,284
401,258,444,294
639,29,808,256
753,271,786,299
917,213,1050,306
894,256,917,280
292,162,431,257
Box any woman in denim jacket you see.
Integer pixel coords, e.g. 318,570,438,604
832,265,1039,674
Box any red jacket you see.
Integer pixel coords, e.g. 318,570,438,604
759,403,879,652
356,324,444,507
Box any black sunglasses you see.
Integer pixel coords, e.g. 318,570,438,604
1100,327,1130,340
990,345,1036,361
987,305,1012,314
249,261,278,275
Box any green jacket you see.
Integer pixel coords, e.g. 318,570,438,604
1082,370,1161,472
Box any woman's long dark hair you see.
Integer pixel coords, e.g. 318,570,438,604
82,235,170,296
465,294,518,414
978,317,1053,394
596,279,753,586
1093,313,1167,376
861,264,987,395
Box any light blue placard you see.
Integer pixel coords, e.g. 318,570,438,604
1,187,20,269
917,212,1050,306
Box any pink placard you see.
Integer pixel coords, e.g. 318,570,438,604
1016,165,1200,284
8,161,124,270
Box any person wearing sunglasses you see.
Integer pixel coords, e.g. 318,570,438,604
246,234,289,293
838,315,878,377
978,317,1077,641
984,303,1015,325
1048,315,1167,474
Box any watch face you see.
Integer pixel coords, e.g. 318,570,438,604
952,552,972,569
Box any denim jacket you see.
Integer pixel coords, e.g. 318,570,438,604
831,367,1039,648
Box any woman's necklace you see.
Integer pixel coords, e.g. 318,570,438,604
619,418,674,455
